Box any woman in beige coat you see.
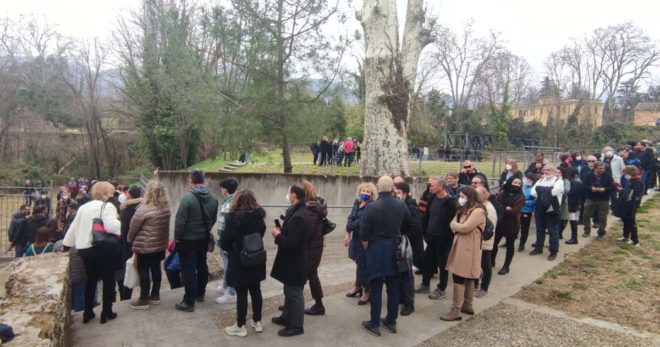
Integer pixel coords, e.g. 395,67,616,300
441,186,486,321
127,181,171,310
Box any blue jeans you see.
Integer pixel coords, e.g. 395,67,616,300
71,281,86,312
535,211,559,254
179,240,209,306
369,275,400,325
220,249,235,295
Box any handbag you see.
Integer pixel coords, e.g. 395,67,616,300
123,257,140,289
91,202,120,253
321,218,336,235
239,233,266,268
193,194,214,253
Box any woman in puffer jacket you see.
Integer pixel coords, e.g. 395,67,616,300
127,181,171,310
300,180,329,316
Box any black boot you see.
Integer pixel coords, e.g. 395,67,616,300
83,310,95,324
566,220,578,244
100,310,117,324
400,302,415,316
304,302,325,316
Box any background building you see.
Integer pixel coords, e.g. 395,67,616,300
511,97,603,128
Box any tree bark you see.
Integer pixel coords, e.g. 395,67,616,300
358,0,431,177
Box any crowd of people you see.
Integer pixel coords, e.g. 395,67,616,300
310,136,361,167
3,138,654,338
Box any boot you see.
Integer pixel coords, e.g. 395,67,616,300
440,283,464,321
461,280,475,315
566,221,579,244
400,302,415,316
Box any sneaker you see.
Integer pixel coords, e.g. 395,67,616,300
428,288,446,300
217,283,225,293
249,320,263,333
129,299,150,310
361,321,381,337
616,237,629,243
175,301,194,312
547,253,557,261
475,289,488,298
216,293,237,304
224,324,247,337
628,240,639,247
414,284,430,293
379,318,397,334
148,294,160,305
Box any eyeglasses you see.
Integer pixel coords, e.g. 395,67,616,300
463,166,471,169
587,160,596,163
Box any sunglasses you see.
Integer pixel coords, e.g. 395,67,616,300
463,166,472,169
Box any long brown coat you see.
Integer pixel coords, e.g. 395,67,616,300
128,204,171,254
446,207,486,279
496,191,525,239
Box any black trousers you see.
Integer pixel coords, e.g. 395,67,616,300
178,240,209,306
519,214,532,248
409,232,424,271
622,212,638,244
422,236,451,291
307,268,323,301
479,250,492,291
137,251,164,300
79,248,116,314
491,231,515,268
235,283,262,327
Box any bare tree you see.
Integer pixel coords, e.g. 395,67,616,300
357,0,434,177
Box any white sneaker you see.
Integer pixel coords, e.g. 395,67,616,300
217,283,225,293
628,240,639,247
616,237,628,243
224,324,247,337
249,320,263,333
216,293,237,304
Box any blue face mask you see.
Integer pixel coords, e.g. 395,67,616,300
360,193,371,202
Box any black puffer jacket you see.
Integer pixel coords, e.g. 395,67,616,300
24,213,48,244
271,202,308,286
221,208,267,288
305,198,328,271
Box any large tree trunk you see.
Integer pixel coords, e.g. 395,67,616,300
358,0,432,178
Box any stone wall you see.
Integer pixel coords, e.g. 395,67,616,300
157,172,428,238
0,253,70,346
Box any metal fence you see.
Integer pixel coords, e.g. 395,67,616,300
0,186,53,256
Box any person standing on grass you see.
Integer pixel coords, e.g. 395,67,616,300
174,170,219,313
530,164,564,261
344,137,355,167
270,183,308,337
127,181,171,310
615,166,644,246
582,162,614,239
359,176,410,337
221,190,267,337
440,186,485,321
216,178,239,305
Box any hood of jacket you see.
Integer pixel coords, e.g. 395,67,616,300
29,213,47,224
120,198,143,210
12,212,27,220
305,197,328,219
191,185,213,202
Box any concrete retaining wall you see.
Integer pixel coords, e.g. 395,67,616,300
0,253,70,346
157,172,428,236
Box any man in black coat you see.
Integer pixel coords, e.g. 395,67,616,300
416,177,458,301
359,176,410,337
271,183,308,337
525,152,545,181
393,181,421,316
23,205,48,245
7,204,29,257
458,160,488,186
582,162,614,238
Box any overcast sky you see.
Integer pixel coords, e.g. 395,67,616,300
4,0,660,85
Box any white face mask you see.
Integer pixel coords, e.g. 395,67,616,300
606,151,614,158
576,156,582,161
458,197,467,206
505,164,513,171
285,193,291,204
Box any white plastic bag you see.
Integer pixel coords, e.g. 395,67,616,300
123,257,139,289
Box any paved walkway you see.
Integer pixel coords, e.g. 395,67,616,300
70,194,659,346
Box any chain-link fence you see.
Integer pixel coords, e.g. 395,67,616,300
0,185,53,257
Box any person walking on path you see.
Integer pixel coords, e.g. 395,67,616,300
440,186,485,321
270,183,308,337
221,190,267,337
359,176,411,337
216,178,239,305
127,181,171,310
174,170,219,313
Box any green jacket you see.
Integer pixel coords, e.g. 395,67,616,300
175,186,219,241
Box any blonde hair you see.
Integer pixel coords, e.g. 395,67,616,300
143,181,169,209
91,181,115,200
356,182,378,201
301,180,317,201
475,187,490,203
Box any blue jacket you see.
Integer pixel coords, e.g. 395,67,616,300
521,185,536,214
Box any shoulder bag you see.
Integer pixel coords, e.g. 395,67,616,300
91,202,121,253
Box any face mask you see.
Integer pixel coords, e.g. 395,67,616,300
605,151,614,158
511,185,522,192
576,156,582,161
285,193,291,204
458,197,467,206
588,163,594,169
360,193,371,202
505,164,513,171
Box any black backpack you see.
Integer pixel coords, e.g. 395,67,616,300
239,233,266,268
478,217,495,241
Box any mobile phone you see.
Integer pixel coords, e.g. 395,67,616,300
274,219,281,229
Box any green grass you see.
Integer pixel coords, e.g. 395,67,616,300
188,158,233,172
